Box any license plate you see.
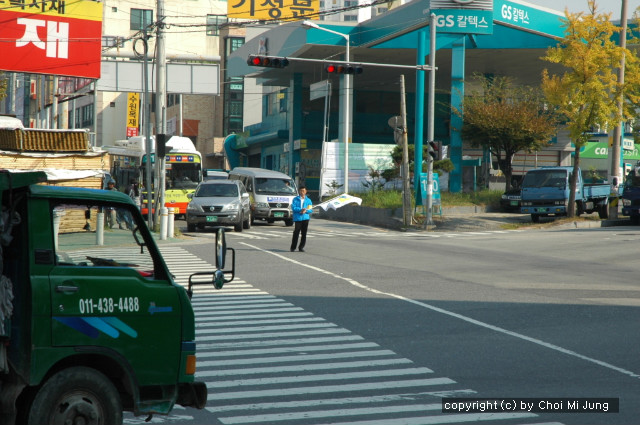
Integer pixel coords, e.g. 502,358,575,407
510,201,518,206
537,208,548,213
273,212,284,218
206,216,218,222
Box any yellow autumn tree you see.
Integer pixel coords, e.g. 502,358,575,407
541,1,634,217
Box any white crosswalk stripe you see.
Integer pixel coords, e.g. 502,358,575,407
133,246,564,425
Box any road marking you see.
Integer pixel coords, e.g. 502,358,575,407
199,358,413,376
206,390,477,413
242,242,640,380
208,378,457,400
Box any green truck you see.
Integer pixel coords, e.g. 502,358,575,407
0,170,230,424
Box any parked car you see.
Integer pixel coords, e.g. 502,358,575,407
500,188,522,212
186,180,251,232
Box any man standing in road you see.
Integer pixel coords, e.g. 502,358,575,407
290,185,313,252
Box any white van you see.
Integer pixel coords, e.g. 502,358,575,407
228,167,297,226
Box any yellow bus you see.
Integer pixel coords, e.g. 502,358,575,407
140,150,203,217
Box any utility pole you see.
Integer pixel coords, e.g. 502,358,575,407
610,0,628,219
400,75,412,226
155,0,167,226
424,13,437,229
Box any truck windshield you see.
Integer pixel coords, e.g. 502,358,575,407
625,169,640,188
255,178,297,195
522,170,567,188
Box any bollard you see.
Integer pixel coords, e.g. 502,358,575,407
160,207,168,240
96,212,104,245
168,207,175,238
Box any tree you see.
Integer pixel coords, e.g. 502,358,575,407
541,1,631,217
386,144,453,181
453,74,559,191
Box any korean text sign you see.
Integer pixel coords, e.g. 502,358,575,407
0,0,103,78
228,0,318,20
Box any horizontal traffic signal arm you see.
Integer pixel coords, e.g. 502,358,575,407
247,55,290,68
246,55,435,71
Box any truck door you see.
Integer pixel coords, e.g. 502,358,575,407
48,202,182,385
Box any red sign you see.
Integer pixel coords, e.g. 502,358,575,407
0,1,103,79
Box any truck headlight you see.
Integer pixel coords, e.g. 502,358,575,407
622,199,631,206
255,202,269,208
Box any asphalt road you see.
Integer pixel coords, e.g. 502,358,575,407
126,218,640,425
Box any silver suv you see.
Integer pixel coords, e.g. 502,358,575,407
186,180,250,232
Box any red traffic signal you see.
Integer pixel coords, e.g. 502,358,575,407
325,63,363,74
427,141,440,160
247,55,289,68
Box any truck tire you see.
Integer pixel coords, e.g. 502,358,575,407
531,214,540,223
243,211,251,229
284,219,294,227
28,366,122,425
598,201,609,219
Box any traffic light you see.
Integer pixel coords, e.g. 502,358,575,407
247,55,289,68
325,63,363,74
427,141,440,160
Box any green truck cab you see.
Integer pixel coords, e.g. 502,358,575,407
0,170,229,424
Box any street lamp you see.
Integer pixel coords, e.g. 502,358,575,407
302,20,351,194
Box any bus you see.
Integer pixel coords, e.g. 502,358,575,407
104,136,203,217
141,137,203,217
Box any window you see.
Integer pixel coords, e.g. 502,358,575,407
76,104,93,128
130,9,153,31
228,38,245,54
54,203,154,276
207,15,228,36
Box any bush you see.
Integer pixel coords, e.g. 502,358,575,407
360,189,502,209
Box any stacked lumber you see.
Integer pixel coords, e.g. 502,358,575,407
0,128,110,190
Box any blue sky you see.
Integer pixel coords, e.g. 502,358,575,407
522,0,640,20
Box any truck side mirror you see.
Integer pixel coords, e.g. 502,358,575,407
215,228,227,269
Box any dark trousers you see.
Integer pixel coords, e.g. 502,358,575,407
290,220,309,250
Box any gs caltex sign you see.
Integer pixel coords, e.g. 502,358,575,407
579,142,640,160
430,0,494,35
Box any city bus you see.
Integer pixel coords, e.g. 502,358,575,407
140,137,203,217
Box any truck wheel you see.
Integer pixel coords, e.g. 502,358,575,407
531,214,540,223
28,366,122,425
284,219,294,227
187,223,196,232
598,202,609,219
243,211,251,229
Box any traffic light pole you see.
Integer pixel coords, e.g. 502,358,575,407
425,13,437,229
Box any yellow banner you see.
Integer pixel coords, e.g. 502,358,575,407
4,0,103,21
126,93,140,134
228,0,318,20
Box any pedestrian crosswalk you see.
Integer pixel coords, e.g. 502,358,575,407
193,228,523,242
123,246,564,425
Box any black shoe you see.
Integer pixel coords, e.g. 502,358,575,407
290,248,295,252
299,248,305,252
